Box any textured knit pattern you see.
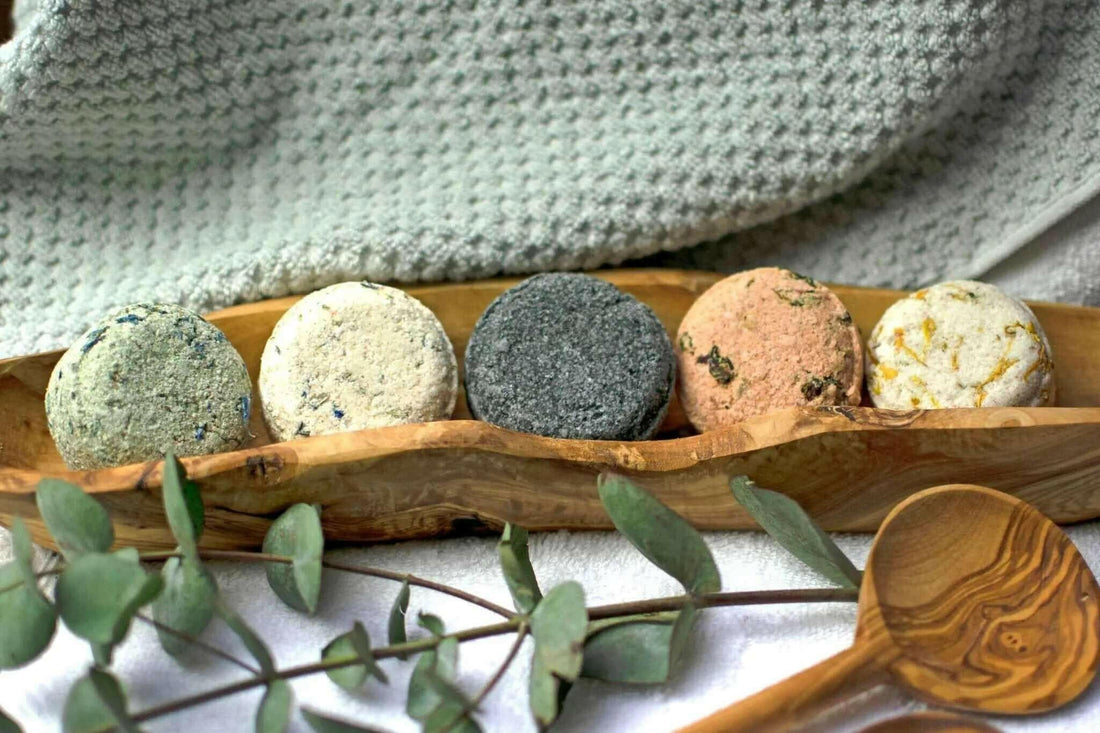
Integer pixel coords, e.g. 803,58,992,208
2,1,1100,357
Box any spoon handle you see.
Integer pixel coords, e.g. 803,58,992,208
679,634,897,733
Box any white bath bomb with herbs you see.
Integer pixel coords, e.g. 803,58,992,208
45,303,253,470
866,280,1055,409
259,282,458,441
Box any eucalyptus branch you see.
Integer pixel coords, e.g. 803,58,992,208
9,470,869,732
126,621,520,727
116,587,852,729
139,549,514,619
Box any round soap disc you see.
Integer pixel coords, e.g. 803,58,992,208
44,303,253,470
867,280,1055,409
259,282,458,441
464,273,676,441
676,267,863,431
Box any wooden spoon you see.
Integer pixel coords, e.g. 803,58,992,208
858,711,1002,733
681,484,1100,733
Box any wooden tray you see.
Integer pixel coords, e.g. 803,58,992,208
3,269,1100,551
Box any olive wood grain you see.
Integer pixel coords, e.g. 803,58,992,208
681,485,1100,732
4,270,1100,550
859,712,1002,733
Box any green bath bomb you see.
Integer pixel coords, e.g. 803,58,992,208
45,303,253,469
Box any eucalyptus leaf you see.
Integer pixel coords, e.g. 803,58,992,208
419,653,480,733
256,679,292,733
301,708,388,733
528,581,587,729
498,523,542,614
62,669,139,733
63,675,112,733
322,622,387,690
151,557,217,657
161,452,199,559
423,695,482,733
597,473,720,595
730,476,862,589
530,581,587,680
216,601,275,676
10,519,35,586
36,479,114,561
91,642,113,668
407,636,459,721
55,549,163,647
263,504,324,614
581,604,696,684
0,562,56,669
528,654,558,730
418,612,445,637
88,668,140,733
0,707,21,733
388,580,410,658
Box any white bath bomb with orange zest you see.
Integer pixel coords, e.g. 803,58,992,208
866,281,1054,409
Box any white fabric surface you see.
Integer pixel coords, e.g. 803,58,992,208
5,525,1100,733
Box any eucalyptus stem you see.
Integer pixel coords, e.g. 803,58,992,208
121,586,856,729
0,566,63,595
127,620,520,726
587,587,858,619
132,613,259,675
438,623,530,733
139,550,514,619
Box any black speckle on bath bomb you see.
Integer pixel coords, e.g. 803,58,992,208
464,273,676,440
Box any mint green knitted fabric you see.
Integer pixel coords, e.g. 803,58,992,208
2,1,1099,357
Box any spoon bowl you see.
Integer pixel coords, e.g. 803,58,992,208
870,485,1100,713
682,484,1100,732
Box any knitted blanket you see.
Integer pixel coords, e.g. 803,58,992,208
2,0,1100,357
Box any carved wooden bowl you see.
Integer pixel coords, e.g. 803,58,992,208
3,269,1100,550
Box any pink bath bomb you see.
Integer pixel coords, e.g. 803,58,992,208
676,267,863,431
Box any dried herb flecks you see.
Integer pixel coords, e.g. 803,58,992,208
81,327,108,353
786,270,818,287
772,288,821,307
697,346,735,384
115,314,144,325
801,375,842,401
678,333,694,354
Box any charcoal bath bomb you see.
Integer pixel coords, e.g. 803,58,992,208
464,273,676,440
866,280,1055,408
258,281,458,441
676,267,863,431
45,303,253,470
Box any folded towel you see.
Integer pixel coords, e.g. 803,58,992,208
2,1,1100,355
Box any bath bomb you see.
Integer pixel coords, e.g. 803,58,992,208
866,280,1055,409
259,282,457,441
45,303,253,470
676,267,863,431
464,273,676,440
